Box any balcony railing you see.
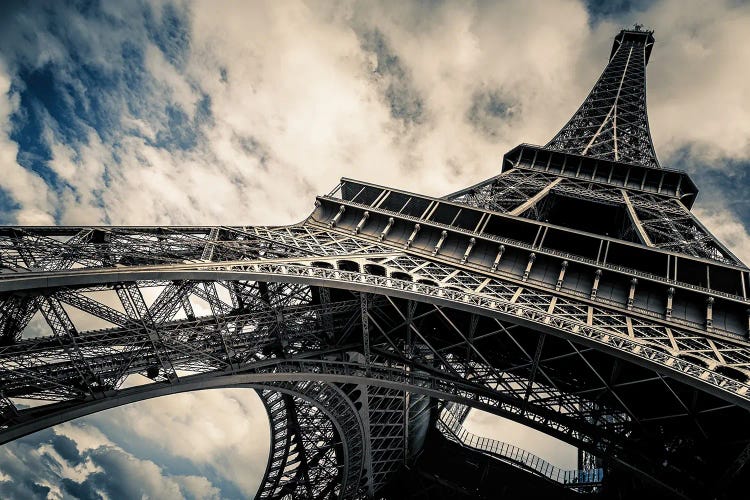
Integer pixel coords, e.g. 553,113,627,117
438,407,604,490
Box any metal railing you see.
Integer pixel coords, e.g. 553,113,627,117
438,408,604,489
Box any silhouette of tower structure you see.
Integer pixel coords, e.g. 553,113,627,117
1,26,749,499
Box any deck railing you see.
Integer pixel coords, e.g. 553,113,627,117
438,407,604,489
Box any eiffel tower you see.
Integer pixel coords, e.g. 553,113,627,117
1,26,749,499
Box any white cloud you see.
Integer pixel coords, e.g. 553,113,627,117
0,1,594,227
85,446,199,499
174,475,221,500
55,422,114,452
99,388,269,496
0,60,56,224
0,421,225,500
3,0,748,232
632,0,750,164
693,204,750,264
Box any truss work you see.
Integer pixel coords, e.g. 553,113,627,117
1,26,749,499
546,28,659,169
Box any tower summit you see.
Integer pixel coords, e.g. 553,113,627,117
450,25,740,266
547,26,658,168
1,27,750,499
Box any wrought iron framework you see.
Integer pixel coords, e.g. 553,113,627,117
1,26,749,499
546,28,659,169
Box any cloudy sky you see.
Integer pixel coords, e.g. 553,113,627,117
1,0,749,498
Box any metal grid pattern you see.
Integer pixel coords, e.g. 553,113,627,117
1,26,749,499
546,28,659,169
448,171,742,265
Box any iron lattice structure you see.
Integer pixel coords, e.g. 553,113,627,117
546,29,659,169
1,27,749,499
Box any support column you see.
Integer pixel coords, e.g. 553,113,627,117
522,253,536,282
622,190,654,247
361,293,371,376
591,269,602,299
705,297,714,331
666,287,674,320
380,217,394,241
491,245,505,272
461,238,476,264
354,211,370,234
433,231,448,256
627,278,638,310
556,261,569,291
330,205,345,228
405,224,420,249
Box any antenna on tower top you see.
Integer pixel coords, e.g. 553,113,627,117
631,22,654,34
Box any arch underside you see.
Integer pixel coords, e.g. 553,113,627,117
1,223,750,498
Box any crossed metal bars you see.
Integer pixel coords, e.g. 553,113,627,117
547,30,658,169
1,25,749,499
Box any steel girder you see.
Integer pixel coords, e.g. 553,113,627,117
447,169,560,217
3,244,749,406
1,228,749,496
448,170,742,265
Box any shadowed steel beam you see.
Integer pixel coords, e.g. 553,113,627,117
508,178,562,216
622,190,654,246
523,333,546,410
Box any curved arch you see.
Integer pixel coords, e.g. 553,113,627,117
363,264,386,277
390,271,413,282
715,365,749,383
676,354,709,369
1,345,619,444
0,356,668,474
258,380,365,498
3,262,748,410
10,379,366,498
2,261,749,499
337,260,360,273
257,390,291,499
0,372,550,446
0,361,694,497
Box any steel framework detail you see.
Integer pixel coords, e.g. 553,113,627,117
1,26,749,499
